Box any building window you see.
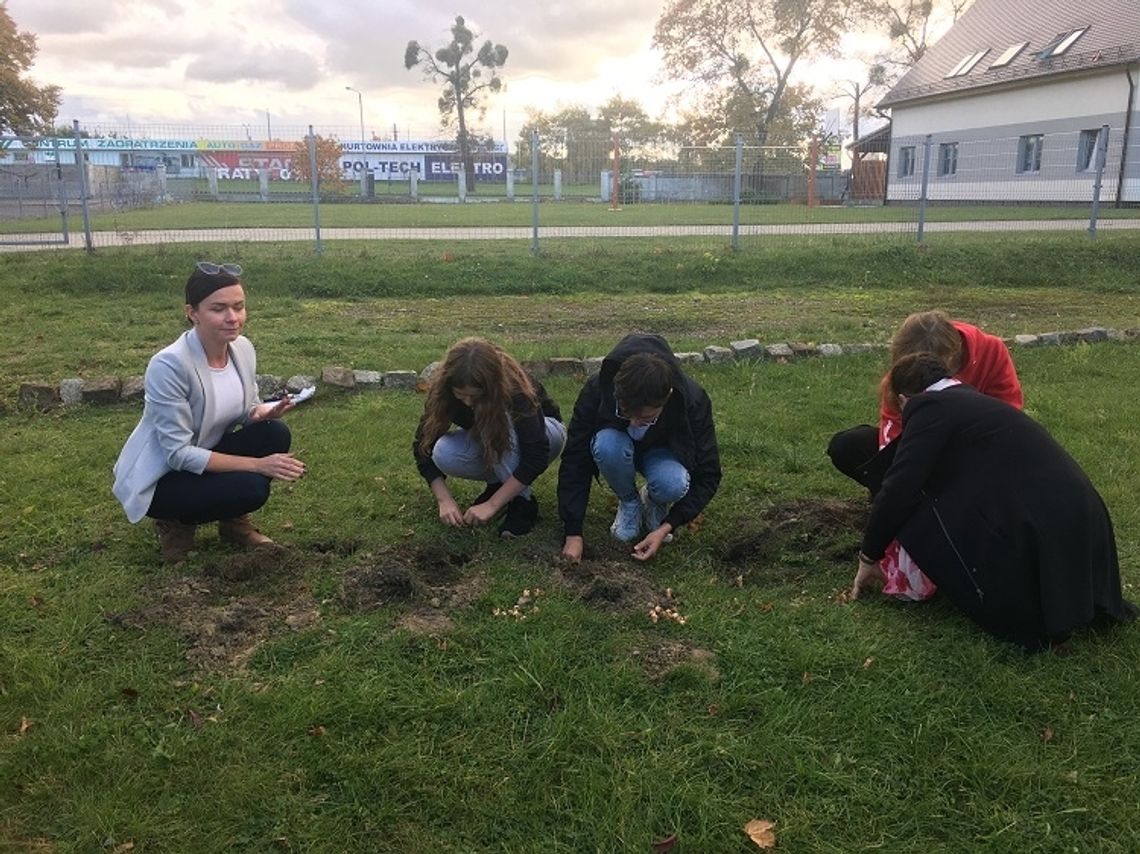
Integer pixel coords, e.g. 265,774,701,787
898,146,916,177
1038,27,1088,59
938,142,958,176
1018,134,1044,173
180,153,196,169
1077,129,1101,172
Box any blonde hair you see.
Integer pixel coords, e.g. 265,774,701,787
418,338,537,466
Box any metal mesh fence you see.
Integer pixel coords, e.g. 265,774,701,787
1,119,1136,254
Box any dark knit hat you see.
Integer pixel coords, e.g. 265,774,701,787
185,262,242,306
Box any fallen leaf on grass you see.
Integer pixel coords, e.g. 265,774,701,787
802,672,813,684
114,842,135,852
744,818,776,848
309,725,327,737
14,716,32,737
1041,726,1054,744
121,687,139,699
187,709,202,729
862,656,875,669
651,833,678,852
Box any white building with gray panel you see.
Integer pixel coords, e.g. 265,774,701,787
879,0,1140,204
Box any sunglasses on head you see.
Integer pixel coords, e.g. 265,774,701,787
196,261,243,276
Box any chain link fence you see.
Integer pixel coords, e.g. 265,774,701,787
1,119,1136,253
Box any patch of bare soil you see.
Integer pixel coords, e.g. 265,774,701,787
630,640,720,683
719,497,867,580
336,544,482,616
105,545,322,671
553,555,677,615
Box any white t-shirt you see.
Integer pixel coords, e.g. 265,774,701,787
200,359,245,450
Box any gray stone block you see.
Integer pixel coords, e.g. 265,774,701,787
789,342,818,358
818,343,843,357
19,383,59,410
121,376,146,401
353,370,384,388
729,339,763,361
60,378,83,405
703,345,734,363
419,361,441,389
547,357,585,376
1037,332,1062,346
521,359,551,378
321,366,355,388
583,357,604,376
1107,328,1126,341
81,377,122,404
765,343,794,360
257,374,285,400
843,343,877,355
673,352,703,364
286,375,317,393
383,371,418,390
1013,334,1039,346
1075,327,1109,343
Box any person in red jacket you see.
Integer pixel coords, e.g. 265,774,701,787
828,310,1023,599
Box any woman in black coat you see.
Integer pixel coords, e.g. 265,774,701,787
853,353,1136,649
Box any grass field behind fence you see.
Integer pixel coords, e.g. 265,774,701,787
1,235,1140,851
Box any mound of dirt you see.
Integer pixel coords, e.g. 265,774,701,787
556,558,677,615
630,640,720,682
720,497,867,574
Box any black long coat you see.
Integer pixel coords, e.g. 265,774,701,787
862,384,1136,648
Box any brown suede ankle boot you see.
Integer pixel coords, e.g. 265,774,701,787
153,519,197,564
218,514,274,548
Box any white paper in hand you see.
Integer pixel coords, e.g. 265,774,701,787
290,386,316,404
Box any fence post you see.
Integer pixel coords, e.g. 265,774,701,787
610,133,621,211
208,168,220,199
259,168,269,202
732,135,743,252
531,130,540,256
53,136,69,244
807,136,819,208
554,169,562,201
410,170,418,199
457,169,467,203
307,126,323,256
917,134,933,245
72,120,94,254
1088,124,1110,239
506,165,515,200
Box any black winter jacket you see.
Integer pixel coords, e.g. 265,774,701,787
557,333,721,537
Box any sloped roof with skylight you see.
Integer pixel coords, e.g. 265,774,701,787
879,0,1140,108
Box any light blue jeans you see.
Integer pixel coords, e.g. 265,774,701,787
431,417,567,498
590,428,690,505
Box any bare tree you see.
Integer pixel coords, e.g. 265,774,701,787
405,15,508,192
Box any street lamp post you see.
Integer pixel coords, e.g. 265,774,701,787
345,85,367,196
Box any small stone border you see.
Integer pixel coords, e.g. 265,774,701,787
15,326,1138,411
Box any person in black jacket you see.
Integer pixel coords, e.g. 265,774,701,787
414,338,565,538
557,333,721,562
853,352,1136,649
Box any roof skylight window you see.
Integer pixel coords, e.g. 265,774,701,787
990,41,1028,68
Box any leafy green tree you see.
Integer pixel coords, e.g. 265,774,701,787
405,15,508,191
873,0,972,73
654,0,866,144
0,5,61,136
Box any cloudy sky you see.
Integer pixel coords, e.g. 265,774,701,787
9,0,905,143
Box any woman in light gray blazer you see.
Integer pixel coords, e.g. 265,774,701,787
113,262,306,563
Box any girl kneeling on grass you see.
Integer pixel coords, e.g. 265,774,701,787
852,352,1136,650
112,262,306,564
414,338,566,538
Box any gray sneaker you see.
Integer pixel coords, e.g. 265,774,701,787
610,497,643,542
640,485,673,543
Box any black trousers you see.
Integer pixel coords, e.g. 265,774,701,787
826,424,897,496
147,420,291,525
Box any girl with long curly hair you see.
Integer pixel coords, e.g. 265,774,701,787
414,338,565,537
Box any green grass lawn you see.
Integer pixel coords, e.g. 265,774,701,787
4,194,1139,234
2,239,1140,851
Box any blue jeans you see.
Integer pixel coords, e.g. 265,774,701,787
590,428,690,505
148,419,291,524
431,417,566,498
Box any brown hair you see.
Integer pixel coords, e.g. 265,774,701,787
880,310,964,413
418,338,538,466
613,353,674,412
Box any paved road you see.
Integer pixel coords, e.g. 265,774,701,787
3,218,1138,252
